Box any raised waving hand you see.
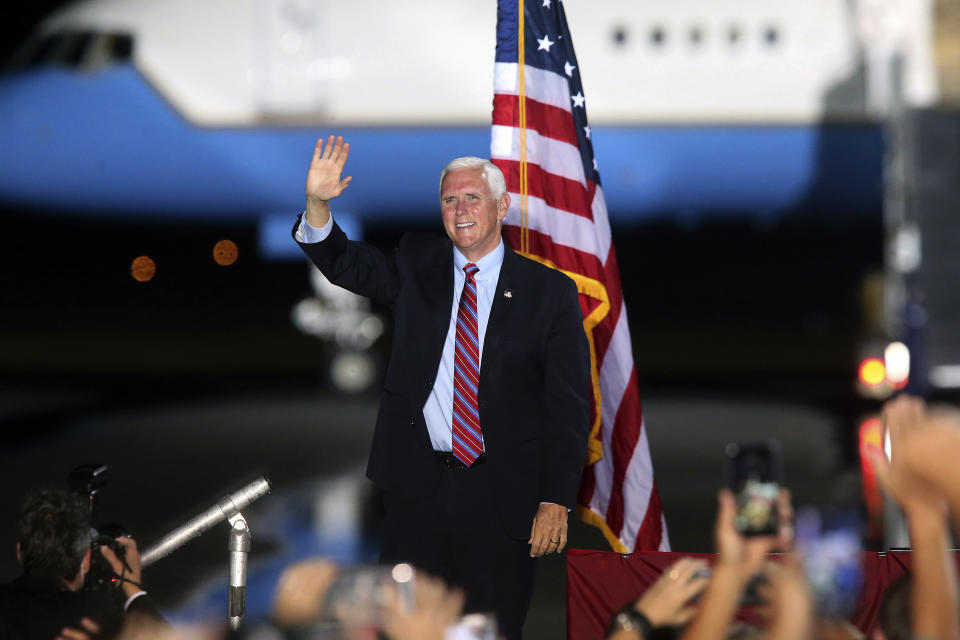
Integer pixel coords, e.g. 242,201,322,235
305,135,352,227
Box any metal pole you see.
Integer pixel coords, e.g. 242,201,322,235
141,477,270,567
228,515,251,629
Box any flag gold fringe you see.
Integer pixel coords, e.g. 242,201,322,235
515,251,607,466
514,0,619,551
576,505,629,554
517,0,529,254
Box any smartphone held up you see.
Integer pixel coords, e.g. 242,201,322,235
725,440,782,537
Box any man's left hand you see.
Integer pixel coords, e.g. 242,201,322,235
528,503,568,557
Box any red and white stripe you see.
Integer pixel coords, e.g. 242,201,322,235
490,60,668,551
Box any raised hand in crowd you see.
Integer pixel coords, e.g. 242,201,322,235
871,394,960,526
756,555,814,640
636,557,710,628
717,487,794,580
606,557,710,639
270,558,339,628
869,394,960,640
381,572,465,640
678,487,793,640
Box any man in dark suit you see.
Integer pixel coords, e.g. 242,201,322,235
293,135,591,639
0,489,168,639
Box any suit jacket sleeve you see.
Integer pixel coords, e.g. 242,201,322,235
539,274,591,509
292,214,401,309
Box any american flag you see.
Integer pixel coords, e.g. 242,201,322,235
490,0,669,553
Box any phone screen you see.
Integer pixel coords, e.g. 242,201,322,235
795,507,863,618
725,441,780,536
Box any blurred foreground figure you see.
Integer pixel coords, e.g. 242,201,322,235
605,485,803,640
0,489,167,640
868,395,960,640
600,392,960,640
266,558,466,640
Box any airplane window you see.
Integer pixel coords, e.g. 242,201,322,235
764,26,780,47
3,30,133,71
611,25,628,47
83,33,134,69
689,26,703,46
110,34,133,61
649,26,666,47
727,25,742,45
60,32,94,66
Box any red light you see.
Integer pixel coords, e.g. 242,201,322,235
858,358,886,386
858,416,884,539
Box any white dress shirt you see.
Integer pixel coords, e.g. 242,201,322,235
296,214,503,452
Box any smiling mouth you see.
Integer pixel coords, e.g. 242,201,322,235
456,222,475,228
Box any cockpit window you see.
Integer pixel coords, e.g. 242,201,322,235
84,33,134,69
4,31,134,72
60,31,95,66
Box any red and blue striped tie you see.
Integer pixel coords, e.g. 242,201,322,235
452,263,483,466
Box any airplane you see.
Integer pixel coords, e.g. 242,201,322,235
3,0,940,233
0,0,940,396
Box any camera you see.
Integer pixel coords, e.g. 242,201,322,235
68,464,131,603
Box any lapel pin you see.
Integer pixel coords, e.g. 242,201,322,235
503,289,513,299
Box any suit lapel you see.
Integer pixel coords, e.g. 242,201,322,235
405,238,455,452
420,239,455,360
479,246,518,386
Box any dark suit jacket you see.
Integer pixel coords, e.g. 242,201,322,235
0,572,170,640
0,572,119,639
295,218,591,539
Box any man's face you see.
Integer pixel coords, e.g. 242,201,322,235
440,167,509,262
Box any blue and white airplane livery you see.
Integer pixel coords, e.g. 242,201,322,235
1,0,939,237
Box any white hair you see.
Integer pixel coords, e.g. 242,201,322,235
439,157,507,199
